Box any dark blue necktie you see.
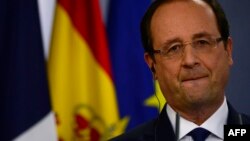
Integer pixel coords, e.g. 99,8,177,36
188,128,210,141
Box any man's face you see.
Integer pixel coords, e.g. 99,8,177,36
145,0,233,111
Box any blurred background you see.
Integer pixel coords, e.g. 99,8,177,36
1,0,250,140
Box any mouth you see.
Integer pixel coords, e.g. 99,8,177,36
181,76,208,83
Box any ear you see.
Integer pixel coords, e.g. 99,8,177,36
226,37,233,66
144,52,157,79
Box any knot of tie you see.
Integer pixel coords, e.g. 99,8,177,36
188,128,210,141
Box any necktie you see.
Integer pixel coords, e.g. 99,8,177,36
188,128,210,141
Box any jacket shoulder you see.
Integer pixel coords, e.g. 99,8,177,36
227,102,250,124
109,119,156,141
241,113,250,124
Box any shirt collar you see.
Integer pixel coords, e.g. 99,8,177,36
166,97,228,140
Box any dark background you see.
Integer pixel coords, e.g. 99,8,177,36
219,0,250,115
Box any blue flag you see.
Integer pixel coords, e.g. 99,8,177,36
0,0,56,140
107,0,158,130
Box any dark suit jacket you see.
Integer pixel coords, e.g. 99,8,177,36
110,103,250,141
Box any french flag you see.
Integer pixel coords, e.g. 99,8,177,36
0,0,57,140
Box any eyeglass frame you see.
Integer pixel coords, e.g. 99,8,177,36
150,37,225,60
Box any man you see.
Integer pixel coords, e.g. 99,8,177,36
110,0,250,140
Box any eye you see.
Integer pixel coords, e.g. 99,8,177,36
165,44,182,55
195,39,211,46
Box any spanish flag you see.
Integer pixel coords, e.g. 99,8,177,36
48,0,126,140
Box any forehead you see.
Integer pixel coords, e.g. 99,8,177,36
150,0,220,47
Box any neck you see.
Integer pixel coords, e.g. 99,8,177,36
171,97,224,125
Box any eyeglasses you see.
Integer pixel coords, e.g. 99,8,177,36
151,37,224,60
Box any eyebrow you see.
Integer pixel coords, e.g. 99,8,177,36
160,32,215,48
192,32,213,39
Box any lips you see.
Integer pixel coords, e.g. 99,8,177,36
180,75,209,89
181,76,208,82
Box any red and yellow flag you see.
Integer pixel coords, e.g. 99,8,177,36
48,0,128,140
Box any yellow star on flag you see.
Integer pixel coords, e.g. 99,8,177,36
144,81,166,112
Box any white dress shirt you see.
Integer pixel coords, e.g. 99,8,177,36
166,97,228,141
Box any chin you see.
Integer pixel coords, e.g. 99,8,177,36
185,91,213,104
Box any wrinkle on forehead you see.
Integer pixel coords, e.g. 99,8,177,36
150,0,218,49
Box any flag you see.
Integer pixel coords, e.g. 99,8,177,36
48,0,127,140
107,0,165,130
0,0,57,140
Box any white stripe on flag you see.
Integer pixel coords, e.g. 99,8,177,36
14,111,57,141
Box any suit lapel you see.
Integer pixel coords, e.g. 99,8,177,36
227,102,241,124
155,105,176,141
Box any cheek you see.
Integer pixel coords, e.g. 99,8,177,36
155,61,181,87
204,52,231,83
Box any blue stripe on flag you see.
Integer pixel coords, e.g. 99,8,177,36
0,0,51,140
107,0,157,130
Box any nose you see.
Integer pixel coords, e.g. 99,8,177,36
181,45,199,68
